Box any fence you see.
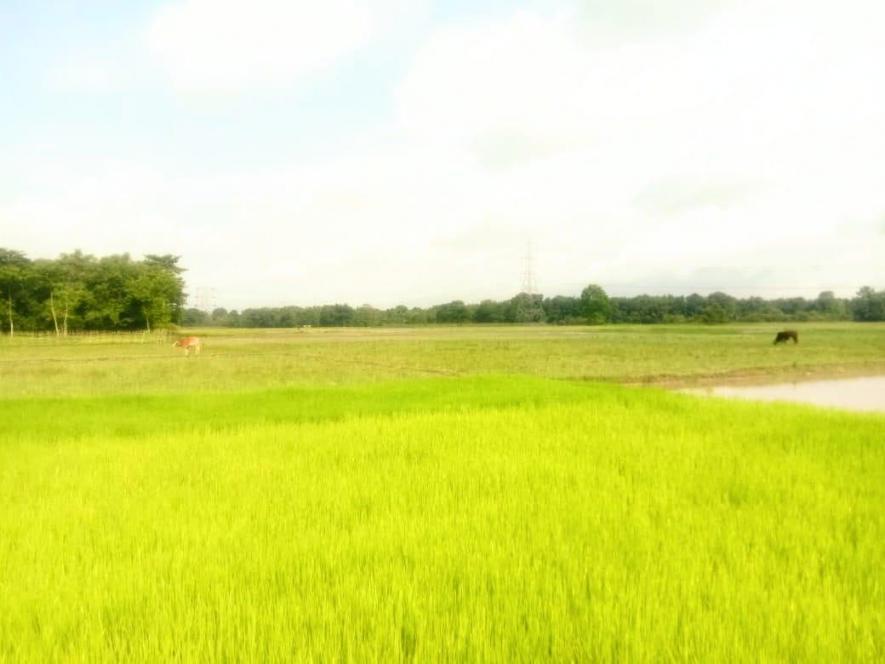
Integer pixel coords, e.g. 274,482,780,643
0,330,177,345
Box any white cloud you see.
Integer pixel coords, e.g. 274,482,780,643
46,59,119,93
6,0,884,307
389,0,885,296
146,0,420,92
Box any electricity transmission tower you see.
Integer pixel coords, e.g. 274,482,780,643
192,287,217,312
522,242,537,296
518,242,545,322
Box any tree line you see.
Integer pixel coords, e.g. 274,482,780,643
2,248,883,332
0,249,185,335
184,285,885,327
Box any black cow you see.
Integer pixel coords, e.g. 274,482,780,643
773,330,798,344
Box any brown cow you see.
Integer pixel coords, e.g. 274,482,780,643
773,330,798,344
173,336,202,355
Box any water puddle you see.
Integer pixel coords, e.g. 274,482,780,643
684,375,885,413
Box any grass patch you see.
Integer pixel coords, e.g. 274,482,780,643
0,376,608,441
1,378,882,661
3,326,883,660
2,323,885,397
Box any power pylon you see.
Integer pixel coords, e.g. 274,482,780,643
192,287,216,312
522,242,537,296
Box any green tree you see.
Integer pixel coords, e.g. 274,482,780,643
542,295,582,324
503,293,544,323
814,291,847,320
352,305,382,327
210,308,229,325
474,299,505,323
0,249,32,336
385,305,410,325
434,301,469,324
131,257,185,331
580,284,611,324
852,287,885,321
684,293,706,320
53,251,94,334
406,307,430,324
701,292,737,324
181,308,210,326
32,259,63,335
319,304,354,327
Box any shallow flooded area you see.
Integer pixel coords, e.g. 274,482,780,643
685,375,885,413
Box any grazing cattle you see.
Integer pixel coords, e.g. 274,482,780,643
173,336,202,355
773,330,798,344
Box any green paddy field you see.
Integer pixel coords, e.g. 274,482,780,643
1,324,883,661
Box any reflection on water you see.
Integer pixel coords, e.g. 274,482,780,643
685,376,885,413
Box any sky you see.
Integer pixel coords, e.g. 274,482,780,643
1,0,883,309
